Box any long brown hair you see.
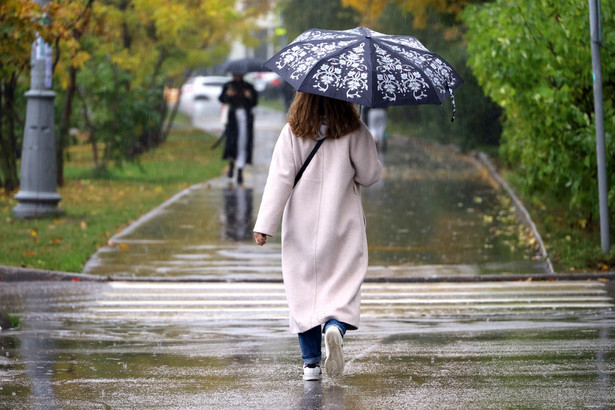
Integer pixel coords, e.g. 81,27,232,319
287,92,361,140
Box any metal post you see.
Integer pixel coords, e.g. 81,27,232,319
13,0,63,219
589,0,609,253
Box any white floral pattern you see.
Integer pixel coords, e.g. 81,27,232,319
265,27,461,108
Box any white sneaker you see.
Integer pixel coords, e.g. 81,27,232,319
324,326,344,378
303,363,321,381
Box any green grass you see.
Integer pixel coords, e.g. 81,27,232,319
0,120,226,273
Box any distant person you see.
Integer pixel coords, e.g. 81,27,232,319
219,73,258,185
253,92,382,381
364,107,387,150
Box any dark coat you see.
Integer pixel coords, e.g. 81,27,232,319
218,80,258,164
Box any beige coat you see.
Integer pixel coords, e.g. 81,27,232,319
254,122,382,333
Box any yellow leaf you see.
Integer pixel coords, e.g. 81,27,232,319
30,228,38,237
118,243,130,251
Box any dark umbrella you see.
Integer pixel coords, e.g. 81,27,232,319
264,26,462,119
221,58,269,75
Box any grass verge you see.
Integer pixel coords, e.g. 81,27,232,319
503,171,615,273
0,119,225,273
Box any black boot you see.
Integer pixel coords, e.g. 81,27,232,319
237,168,243,185
227,161,234,178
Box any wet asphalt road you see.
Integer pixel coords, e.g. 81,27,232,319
1,279,614,409
1,101,614,409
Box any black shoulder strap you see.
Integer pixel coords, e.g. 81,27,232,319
293,138,325,188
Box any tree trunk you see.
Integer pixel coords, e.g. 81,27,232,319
162,87,182,142
57,66,78,186
0,76,20,193
77,86,99,170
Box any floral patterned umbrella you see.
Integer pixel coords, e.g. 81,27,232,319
264,26,462,119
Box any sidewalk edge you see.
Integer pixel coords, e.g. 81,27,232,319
0,265,107,282
1,265,612,283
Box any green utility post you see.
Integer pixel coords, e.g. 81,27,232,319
13,0,63,219
589,0,609,253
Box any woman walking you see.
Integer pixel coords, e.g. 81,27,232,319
253,92,382,380
219,72,258,185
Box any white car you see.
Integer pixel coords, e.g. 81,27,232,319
244,72,283,98
180,75,230,103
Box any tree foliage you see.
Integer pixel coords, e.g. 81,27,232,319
1,0,273,189
342,0,476,37
464,0,615,221
280,0,361,42
0,0,50,191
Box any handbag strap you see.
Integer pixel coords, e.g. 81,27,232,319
293,138,325,188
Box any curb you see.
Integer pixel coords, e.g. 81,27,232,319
0,265,106,282
1,265,613,283
475,152,555,274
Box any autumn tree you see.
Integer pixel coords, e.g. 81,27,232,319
0,0,52,192
67,0,273,172
1,0,273,185
342,0,475,37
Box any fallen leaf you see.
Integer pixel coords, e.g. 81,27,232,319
50,237,64,245
23,251,36,257
80,221,87,230
118,243,130,251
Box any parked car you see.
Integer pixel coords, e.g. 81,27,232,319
180,75,230,103
244,72,284,98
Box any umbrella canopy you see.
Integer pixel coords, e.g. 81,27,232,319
221,58,269,75
264,26,462,113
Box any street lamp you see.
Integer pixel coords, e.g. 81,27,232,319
12,0,63,219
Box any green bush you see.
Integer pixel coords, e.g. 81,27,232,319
464,0,615,222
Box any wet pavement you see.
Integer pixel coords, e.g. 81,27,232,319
1,280,614,408
81,102,547,280
1,101,614,408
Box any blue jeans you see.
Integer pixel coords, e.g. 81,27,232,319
298,319,347,365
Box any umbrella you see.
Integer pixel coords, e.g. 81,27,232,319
264,26,462,119
221,58,269,75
